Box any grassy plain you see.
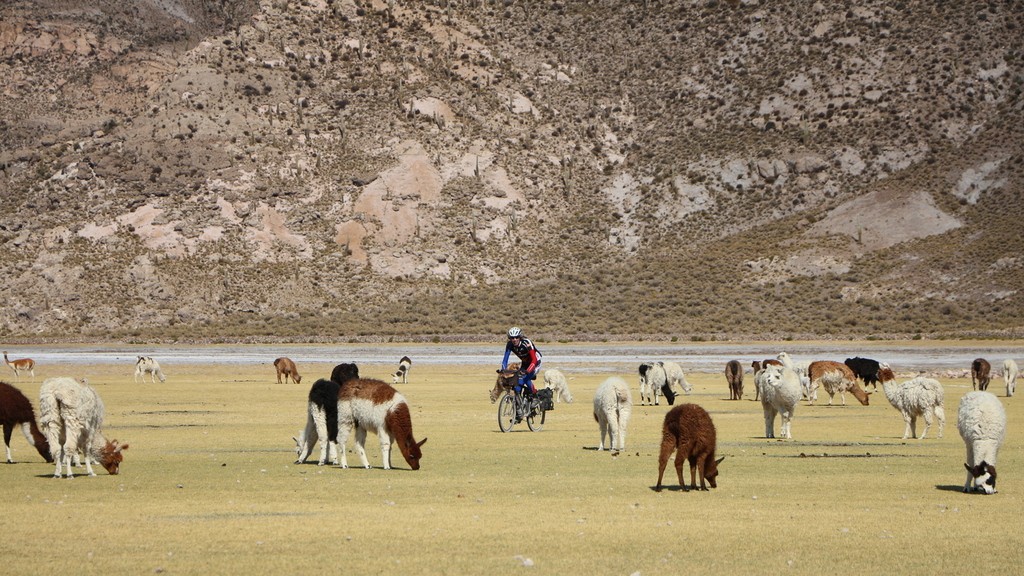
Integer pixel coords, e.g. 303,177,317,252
2,357,1022,576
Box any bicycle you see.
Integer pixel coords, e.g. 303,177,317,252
494,369,550,432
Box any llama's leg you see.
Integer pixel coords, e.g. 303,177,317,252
614,414,622,450
655,437,674,490
920,411,933,440
337,424,350,469
763,406,775,438
671,446,688,485
936,407,945,438
379,432,393,470
3,423,13,463
597,416,608,451
313,408,330,466
963,446,975,492
781,409,792,439
901,413,913,440
353,427,370,469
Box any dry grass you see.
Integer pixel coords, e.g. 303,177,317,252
2,356,1022,575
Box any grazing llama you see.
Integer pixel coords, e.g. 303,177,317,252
38,377,128,478
294,379,342,466
593,376,632,452
543,369,574,403
806,360,870,406
133,356,166,383
294,363,361,465
971,358,991,391
655,403,724,492
1003,359,1017,397
877,366,945,440
337,378,426,470
957,391,1006,494
392,356,412,384
638,362,667,405
0,381,52,463
273,357,302,384
3,351,35,381
725,360,744,400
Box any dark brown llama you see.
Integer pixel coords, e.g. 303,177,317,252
0,381,52,463
656,403,724,492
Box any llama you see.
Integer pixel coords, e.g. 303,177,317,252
662,361,692,396
957,391,1006,494
806,360,870,406
273,357,302,384
330,362,360,387
543,369,573,403
725,360,744,400
392,356,412,384
638,362,668,405
655,403,724,492
336,378,426,470
490,365,519,404
845,357,883,391
877,366,945,440
294,363,361,464
3,351,35,381
38,377,128,478
133,356,166,383
293,378,341,466
971,358,991,391
776,352,815,403
758,364,801,439
1004,359,1018,397
0,381,52,463
593,376,632,452
752,358,781,401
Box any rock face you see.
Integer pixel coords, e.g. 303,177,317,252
0,1,1021,339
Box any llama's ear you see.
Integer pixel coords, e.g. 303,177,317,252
118,443,129,452
496,369,502,373
715,456,726,465
964,462,972,472
417,438,427,447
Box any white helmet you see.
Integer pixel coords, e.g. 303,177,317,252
507,326,522,339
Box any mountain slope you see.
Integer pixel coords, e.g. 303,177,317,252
1,0,1022,341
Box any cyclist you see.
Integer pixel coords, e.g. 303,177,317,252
501,326,542,418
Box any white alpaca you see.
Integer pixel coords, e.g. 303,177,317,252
543,369,573,403
758,364,801,439
638,362,667,405
133,356,166,383
878,367,945,440
957,391,1006,494
593,376,632,452
662,361,692,395
1004,359,1018,397
38,377,128,478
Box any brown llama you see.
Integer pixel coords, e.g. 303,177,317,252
725,360,744,400
656,403,724,492
971,358,992,391
274,357,302,384
0,381,53,463
337,378,426,470
3,351,36,381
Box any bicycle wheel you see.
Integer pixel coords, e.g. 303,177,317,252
498,393,516,432
527,400,544,432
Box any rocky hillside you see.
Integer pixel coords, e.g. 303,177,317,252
1,0,1022,342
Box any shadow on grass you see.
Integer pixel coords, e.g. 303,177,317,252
935,484,970,493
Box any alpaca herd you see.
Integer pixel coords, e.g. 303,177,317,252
0,349,1015,496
